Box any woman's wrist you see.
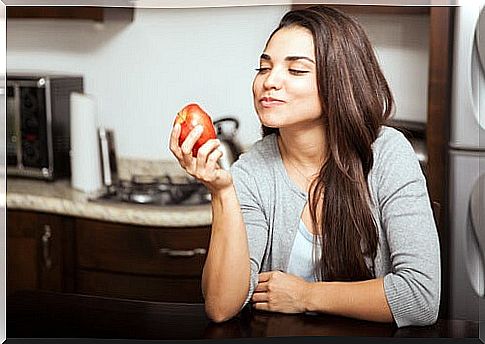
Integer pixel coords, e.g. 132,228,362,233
303,281,330,313
211,184,235,202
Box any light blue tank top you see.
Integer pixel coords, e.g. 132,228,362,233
286,219,322,282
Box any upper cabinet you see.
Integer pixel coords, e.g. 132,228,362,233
6,6,135,22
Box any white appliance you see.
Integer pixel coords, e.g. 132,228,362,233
448,0,485,322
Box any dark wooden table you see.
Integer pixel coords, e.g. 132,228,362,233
6,290,479,340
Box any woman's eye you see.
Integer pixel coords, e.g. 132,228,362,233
255,67,270,74
289,69,309,75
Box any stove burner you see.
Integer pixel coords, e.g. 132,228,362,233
91,174,211,206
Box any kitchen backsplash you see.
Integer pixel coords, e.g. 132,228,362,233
117,157,188,180
7,6,429,161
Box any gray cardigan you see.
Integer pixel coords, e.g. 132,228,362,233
229,126,441,328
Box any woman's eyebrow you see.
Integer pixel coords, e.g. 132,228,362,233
260,53,315,64
286,56,315,64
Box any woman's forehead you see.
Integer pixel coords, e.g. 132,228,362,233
264,26,315,60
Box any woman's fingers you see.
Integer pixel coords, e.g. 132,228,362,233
258,272,274,283
196,139,221,172
254,282,269,292
180,125,203,164
169,123,183,160
203,146,224,173
251,291,269,303
181,125,203,154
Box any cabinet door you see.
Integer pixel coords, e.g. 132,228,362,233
7,210,69,295
75,218,211,303
6,7,134,22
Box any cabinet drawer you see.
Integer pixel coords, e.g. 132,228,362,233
76,270,204,303
76,219,210,277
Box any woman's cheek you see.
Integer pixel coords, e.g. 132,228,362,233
252,78,262,111
252,76,260,97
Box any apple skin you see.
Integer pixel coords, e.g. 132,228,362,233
174,103,217,157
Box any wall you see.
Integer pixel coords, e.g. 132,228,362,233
6,6,429,161
356,12,430,124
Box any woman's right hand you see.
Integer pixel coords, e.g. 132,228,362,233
169,123,233,194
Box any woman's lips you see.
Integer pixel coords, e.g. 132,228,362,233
260,97,285,108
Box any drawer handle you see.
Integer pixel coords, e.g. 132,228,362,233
159,247,207,257
42,225,52,270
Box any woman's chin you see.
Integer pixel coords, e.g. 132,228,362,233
257,114,284,129
259,121,281,130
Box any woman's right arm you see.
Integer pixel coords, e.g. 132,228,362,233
202,185,251,322
169,123,250,322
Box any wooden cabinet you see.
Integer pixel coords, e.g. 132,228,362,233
7,210,74,295
7,209,211,303
6,6,134,22
74,218,210,302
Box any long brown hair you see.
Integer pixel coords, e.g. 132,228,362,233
262,6,394,281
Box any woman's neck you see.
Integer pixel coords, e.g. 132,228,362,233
277,125,326,171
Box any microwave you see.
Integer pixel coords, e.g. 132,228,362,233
6,73,84,180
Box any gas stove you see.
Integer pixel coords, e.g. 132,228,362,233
89,174,211,207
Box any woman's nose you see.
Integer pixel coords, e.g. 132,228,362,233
262,68,283,90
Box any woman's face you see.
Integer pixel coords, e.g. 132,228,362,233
252,26,322,130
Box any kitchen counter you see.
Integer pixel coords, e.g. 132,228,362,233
7,290,479,340
6,177,212,227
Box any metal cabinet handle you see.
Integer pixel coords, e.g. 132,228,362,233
42,225,52,269
159,247,206,257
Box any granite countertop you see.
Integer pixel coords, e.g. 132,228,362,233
6,176,213,227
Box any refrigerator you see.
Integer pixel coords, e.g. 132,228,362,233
448,0,485,326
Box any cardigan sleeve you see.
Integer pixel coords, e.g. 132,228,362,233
375,129,441,327
230,154,270,310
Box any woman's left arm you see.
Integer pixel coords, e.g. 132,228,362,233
373,130,441,327
305,277,393,322
252,271,393,322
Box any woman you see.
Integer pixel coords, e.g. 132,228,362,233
169,5,441,328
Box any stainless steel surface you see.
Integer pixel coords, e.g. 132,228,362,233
7,167,53,179
44,77,55,179
477,6,485,74
214,117,243,170
449,150,484,320
466,174,485,297
99,128,113,187
159,247,207,257
448,0,485,322
6,72,83,180
90,174,211,207
450,1,485,150
217,142,234,171
13,84,21,168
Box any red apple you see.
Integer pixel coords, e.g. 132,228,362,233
174,103,217,157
